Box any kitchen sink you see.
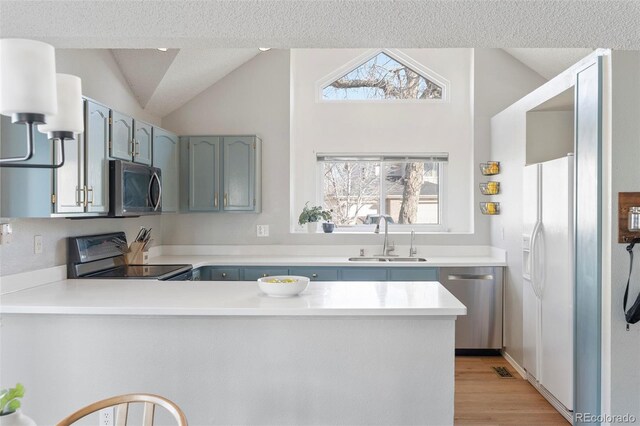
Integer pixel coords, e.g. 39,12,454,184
348,257,427,262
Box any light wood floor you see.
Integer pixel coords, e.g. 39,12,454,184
455,356,570,425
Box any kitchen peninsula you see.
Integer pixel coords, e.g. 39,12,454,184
1,278,465,425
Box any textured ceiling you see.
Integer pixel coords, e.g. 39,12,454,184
2,0,630,117
503,48,594,79
0,1,639,49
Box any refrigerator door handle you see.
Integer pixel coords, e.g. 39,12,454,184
530,221,542,299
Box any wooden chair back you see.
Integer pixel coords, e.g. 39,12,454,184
55,393,188,426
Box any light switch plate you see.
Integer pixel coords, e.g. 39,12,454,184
257,225,269,237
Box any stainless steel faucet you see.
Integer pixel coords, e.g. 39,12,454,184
374,215,396,257
409,229,417,257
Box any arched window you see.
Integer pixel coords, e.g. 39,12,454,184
319,49,449,102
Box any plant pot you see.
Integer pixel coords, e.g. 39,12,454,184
0,411,36,426
322,222,335,233
306,222,318,233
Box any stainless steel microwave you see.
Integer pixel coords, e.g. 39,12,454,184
109,160,162,217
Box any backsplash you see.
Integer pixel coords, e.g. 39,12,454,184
0,216,161,276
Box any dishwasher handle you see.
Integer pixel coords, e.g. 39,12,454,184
447,274,494,281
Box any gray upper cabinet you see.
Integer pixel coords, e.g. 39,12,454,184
186,135,261,213
110,111,152,165
54,122,84,214
153,128,179,212
189,136,220,211
110,111,134,161
134,120,153,165
222,136,256,211
84,100,110,214
55,99,110,215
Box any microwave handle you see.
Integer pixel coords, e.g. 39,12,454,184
148,171,162,211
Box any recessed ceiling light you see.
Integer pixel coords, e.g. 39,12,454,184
258,47,271,52
157,48,168,52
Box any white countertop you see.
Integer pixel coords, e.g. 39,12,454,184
148,254,506,268
0,280,466,317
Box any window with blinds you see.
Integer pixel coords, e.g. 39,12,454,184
317,154,447,228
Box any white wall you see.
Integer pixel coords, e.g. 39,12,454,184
473,49,547,246
161,48,544,247
526,111,574,165
0,49,162,276
602,50,640,422
291,48,472,233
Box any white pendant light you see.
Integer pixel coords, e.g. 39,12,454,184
0,38,79,169
38,74,84,139
0,38,57,120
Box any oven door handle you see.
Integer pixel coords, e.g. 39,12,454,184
148,171,162,211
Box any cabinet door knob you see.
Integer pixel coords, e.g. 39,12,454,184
221,272,227,278
262,273,268,277
312,273,318,278
224,193,228,207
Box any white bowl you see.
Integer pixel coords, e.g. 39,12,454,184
257,275,310,297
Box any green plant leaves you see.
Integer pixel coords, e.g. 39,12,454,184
0,383,25,415
298,202,333,225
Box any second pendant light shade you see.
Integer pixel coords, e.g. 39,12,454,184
38,74,84,136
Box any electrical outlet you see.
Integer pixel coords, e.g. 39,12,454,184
34,235,43,254
257,225,269,237
99,407,115,426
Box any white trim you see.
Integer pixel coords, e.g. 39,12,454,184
315,48,451,103
501,349,527,380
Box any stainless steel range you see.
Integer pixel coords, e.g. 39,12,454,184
67,232,191,280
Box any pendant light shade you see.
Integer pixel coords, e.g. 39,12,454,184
0,38,58,117
38,74,84,136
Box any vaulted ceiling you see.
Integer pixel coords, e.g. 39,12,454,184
111,48,259,117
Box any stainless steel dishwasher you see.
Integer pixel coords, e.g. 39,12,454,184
439,267,503,351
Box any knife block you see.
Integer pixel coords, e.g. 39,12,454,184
125,241,148,265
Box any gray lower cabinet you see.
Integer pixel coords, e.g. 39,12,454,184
193,267,240,281
341,267,388,281
0,99,110,217
389,267,438,281
289,267,339,281
152,128,179,212
243,267,289,281
184,135,262,213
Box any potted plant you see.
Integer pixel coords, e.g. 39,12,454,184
0,383,36,426
298,202,332,233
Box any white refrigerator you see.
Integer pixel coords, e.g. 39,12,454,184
522,155,574,415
